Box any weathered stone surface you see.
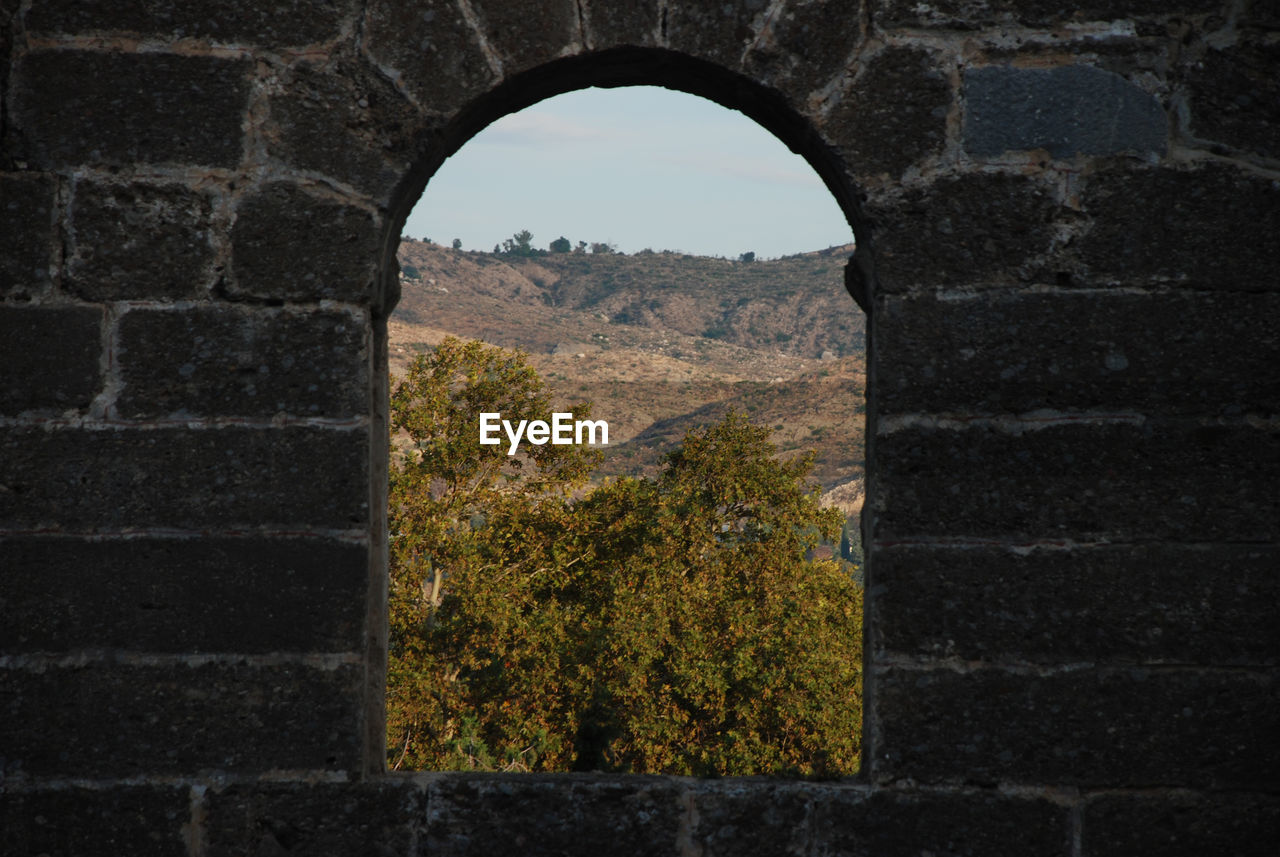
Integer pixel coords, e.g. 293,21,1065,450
423,775,684,855
1083,792,1280,857
0,535,368,653
827,46,950,177
363,0,497,113
664,0,770,71
686,781,815,855
0,785,189,857
0,306,101,414
875,290,1280,416
11,51,250,168
874,667,1278,788
1183,39,1280,159
205,781,418,857
65,181,216,301
1078,162,1280,288
745,0,867,101
965,65,1166,158
873,420,1280,542
583,0,660,48
469,0,580,76
875,0,1221,29
26,0,357,46
117,306,367,419
872,544,1280,665
0,425,368,530
0,661,363,776
0,172,56,297
229,182,380,304
866,172,1061,289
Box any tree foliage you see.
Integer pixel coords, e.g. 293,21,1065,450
386,338,862,776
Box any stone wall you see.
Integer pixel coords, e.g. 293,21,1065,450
2,1,1276,853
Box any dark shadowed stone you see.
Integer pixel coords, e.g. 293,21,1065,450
1182,39,1280,159
874,667,1278,788
745,0,867,101
866,172,1061,290
872,544,1280,665
117,306,368,418
873,420,1280,542
827,46,950,177
11,51,249,168
363,0,497,113
875,0,1221,29
26,0,358,46
423,774,684,856
686,781,816,855
0,535,368,653
229,182,380,303
0,173,56,297
65,181,216,301
0,661,363,777
0,306,101,414
583,0,660,48
204,781,419,857
468,0,580,76
875,290,1280,417
1083,792,1280,857
1078,162,1280,288
664,0,769,71
0,425,368,530
964,65,1167,158
0,785,189,857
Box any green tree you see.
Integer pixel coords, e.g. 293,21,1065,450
452,238,462,250
549,236,572,253
502,229,535,256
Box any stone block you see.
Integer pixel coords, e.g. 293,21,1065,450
1082,792,1280,857
117,306,367,419
423,774,683,855
873,420,1280,542
0,305,101,414
874,667,1278,788
686,781,815,855
229,182,380,304
0,785,189,857
871,544,1280,665
65,180,216,301
0,535,369,653
362,0,498,113
25,0,358,47
468,0,581,77
1183,39,1280,159
0,661,363,777
826,46,950,177
745,0,868,103
875,0,1221,29
964,65,1166,158
0,172,56,298
875,290,1280,417
663,0,771,72
204,781,418,857
0,425,368,531
583,0,660,49
11,50,249,168
1078,162,1280,288
865,172,1061,290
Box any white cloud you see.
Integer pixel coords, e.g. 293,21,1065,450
480,112,620,146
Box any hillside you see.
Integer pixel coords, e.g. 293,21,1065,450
389,241,867,513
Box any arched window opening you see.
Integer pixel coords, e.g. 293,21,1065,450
384,84,866,778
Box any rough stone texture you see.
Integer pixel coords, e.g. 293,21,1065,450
873,420,1280,542
583,0,661,49
117,306,368,419
745,0,867,102
65,181,216,301
0,535,368,653
875,667,1278,788
875,290,1280,417
664,0,770,72
0,661,364,777
362,0,498,113
25,0,358,46
1182,38,1280,159
0,425,368,531
866,172,1062,290
0,306,101,414
0,785,189,857
204,781,418,857
0,172,56,298
875,0,1222,29
229,182,380,303
1078,161,1280,287
872,544,1280,665
965,65,1167,158
1082,792,1280,857
11,51,250,168
826,46,950,177
468,0,581,77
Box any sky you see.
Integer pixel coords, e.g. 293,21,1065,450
403,86,855,259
